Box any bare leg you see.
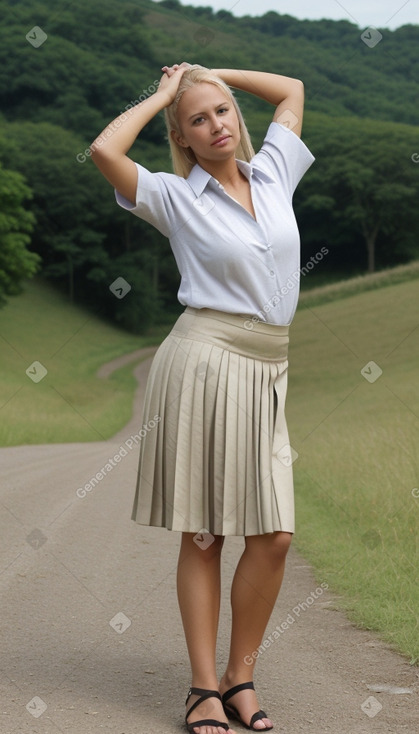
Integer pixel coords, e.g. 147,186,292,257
177,532,236,734
220,531,292,730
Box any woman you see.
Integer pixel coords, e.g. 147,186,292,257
91,63,314,734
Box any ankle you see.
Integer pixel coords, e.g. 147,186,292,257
221,667,254,688
190,677,220,692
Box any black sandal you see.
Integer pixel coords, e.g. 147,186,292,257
222,681,273,731
185,687,229,733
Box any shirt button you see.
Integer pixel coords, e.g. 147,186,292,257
269,270,275,277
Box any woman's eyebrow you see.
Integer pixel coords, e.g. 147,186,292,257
188,102,229,121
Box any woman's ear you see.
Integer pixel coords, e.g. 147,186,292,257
171,129,189,148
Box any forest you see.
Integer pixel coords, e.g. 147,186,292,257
1,0,418,331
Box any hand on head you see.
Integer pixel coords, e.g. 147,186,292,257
161,62,191,76
158,62,191,105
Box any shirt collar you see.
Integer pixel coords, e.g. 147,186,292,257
187,158,275,197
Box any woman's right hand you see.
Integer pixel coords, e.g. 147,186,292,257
90,63,192,204
158,62,191,105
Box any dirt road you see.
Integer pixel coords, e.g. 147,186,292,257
1,350,417,733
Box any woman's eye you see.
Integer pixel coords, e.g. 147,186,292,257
192,109,228,125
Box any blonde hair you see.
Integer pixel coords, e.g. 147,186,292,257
164,65,255,178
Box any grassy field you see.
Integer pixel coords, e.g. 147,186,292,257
288,271,419,663
0,278,170,445
1,269,418,662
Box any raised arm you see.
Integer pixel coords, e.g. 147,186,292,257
90,65,189,204
211,69,305,138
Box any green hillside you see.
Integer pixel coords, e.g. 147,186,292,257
0,278,168,446
2,0,418,128
1,0,418,332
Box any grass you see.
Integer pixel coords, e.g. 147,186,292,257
1,267,418,662
298,259,419,308
0,278,170,445
288,273,419,663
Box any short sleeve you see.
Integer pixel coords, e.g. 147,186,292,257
114,163,173,237
254,122,315,199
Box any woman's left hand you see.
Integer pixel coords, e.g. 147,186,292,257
161,62,191,77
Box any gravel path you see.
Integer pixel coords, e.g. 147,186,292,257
0,348,417,733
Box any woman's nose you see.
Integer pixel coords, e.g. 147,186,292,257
210,116,223,132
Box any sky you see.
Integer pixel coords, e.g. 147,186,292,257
171,0,418,30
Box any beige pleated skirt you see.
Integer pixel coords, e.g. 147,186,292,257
131,307,295,536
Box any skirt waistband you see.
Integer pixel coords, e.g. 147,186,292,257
170,307,289,362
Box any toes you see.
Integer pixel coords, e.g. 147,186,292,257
253,720,272,731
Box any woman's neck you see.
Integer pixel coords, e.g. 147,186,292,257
196,155,242,188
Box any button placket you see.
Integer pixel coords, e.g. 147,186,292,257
265,246,277,277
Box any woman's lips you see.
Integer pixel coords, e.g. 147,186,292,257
211,135,231,146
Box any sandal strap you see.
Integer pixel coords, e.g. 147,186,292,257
222,680,255,704
185,687,222,717
250,709,268,727
187,719,229,732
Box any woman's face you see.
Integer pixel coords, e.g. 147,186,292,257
173,82,241,166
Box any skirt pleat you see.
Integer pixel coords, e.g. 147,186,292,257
132,307,294,536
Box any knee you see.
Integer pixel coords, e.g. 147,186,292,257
180,532,224,562
269,531,292,560
246,531,292,565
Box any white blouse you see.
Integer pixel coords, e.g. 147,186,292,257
115,122,315,325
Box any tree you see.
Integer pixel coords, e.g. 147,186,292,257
0,122,111,303
159,0,182,9
335,159,415,273
0,120,177,331
298,114,419,273
0,162,39,305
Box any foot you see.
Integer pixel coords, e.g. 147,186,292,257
219,676,273,731
186,690,236,734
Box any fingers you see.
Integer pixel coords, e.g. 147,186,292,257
161,64,180,77
161,62,191,77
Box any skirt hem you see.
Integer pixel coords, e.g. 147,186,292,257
131,516,295,537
